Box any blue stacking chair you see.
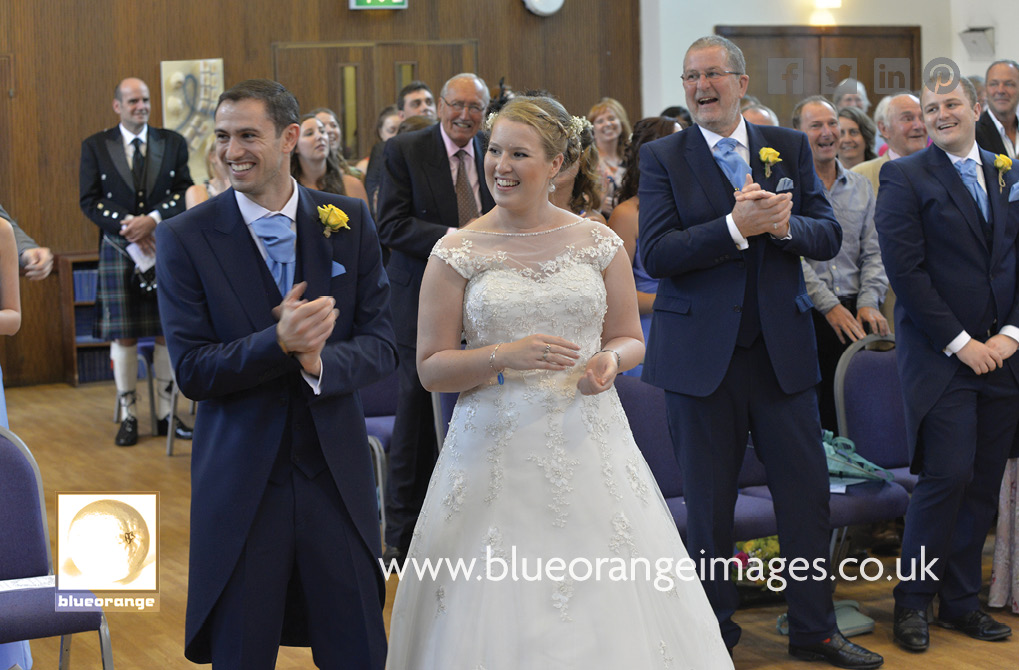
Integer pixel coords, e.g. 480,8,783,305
360,371,399,533
430,390,459,449
0,426,114,668
834,333,917,492
613,375,779,541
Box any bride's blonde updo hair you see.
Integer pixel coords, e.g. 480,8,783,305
487,96,583,169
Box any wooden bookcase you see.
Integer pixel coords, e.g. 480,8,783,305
58,251,112,385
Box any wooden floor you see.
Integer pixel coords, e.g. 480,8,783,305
9,381,1018,669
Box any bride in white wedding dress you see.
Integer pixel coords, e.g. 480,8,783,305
385,96,733,669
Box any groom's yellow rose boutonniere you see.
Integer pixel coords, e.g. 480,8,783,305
318,204,349,237
994,154,1012,194
759,147,782,178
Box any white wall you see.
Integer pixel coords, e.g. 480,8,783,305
640,0,962,117
949,0,1019,78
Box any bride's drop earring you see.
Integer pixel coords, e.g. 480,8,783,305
548,183,556,193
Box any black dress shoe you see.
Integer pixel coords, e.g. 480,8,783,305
115,416,138,447
789,632,883,669
157,416,194,440
893,605,930,651
382,546,405,570
937,609,1012,641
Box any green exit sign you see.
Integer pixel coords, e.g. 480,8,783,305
349,0,407,8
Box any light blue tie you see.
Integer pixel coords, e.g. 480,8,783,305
955,158,990,222
713,137,752,191
251,213,296,296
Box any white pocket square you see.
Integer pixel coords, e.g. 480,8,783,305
331,261,346,277
776,177,794,192
1010,181,1019,203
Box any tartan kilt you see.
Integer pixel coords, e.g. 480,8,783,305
93,234,163,340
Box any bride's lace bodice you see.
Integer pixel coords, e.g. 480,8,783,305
431,219,623,368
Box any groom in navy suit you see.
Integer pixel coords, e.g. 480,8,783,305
639,36,882,668
876,76,1018,651
156,80,396,669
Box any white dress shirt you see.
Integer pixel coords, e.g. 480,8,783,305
119,123,162,224
943,143,1019,355
701,119,792,249
234,178,323,393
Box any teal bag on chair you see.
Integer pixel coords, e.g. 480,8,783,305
822,431,893,483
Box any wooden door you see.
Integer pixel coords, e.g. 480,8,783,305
716,26,921,128
274,40,478,160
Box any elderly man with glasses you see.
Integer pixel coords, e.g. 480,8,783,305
638,36,883,668
376,72,495,567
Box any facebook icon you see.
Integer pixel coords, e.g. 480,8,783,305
768,58,804,95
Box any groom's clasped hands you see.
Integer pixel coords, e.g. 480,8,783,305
732,174,792,239
273,281,339,376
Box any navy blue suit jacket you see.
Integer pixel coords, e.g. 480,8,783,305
155,186,396,660
875,144,1019,461
638,123,841,397
975,110,1009,157
376,123,494,347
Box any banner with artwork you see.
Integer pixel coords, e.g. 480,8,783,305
160,58,225,183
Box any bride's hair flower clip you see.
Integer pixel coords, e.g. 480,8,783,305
567,115,592,140
484,112,498,132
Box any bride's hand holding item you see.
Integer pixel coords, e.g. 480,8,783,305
493,333,580,372
577,349,619,396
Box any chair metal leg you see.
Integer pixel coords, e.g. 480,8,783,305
146,364,157,437
99,613,115,669
829,526,851,592
166,381,180,456
58,633,72,670
367,435,387,536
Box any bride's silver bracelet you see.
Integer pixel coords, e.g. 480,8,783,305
490,343,505,385
598,348,621,368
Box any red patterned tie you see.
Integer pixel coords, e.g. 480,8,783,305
455,150,479,227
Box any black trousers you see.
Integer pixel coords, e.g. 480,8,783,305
811,296,858,433
207,467,387,670
894,363,1019,617
665,339,836,649
383,341,439,552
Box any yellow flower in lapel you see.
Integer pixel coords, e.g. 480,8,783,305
994,154,1012,194
318,204,349,237
759,147,782,179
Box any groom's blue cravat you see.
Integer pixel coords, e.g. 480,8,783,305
251,213,296,296
713,137,752,191
954,158,991,222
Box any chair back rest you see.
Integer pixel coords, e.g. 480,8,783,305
0,427,51,579
835,334,910,469
613,376,683,498
431,391,459,448
359,371,399,418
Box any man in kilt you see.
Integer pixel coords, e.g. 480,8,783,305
80,77,194,446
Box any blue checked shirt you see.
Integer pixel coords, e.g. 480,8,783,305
801,160,888,314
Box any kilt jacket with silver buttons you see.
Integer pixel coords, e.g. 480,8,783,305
79,125,192,240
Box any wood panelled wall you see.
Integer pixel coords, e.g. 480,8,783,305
0,0,641,386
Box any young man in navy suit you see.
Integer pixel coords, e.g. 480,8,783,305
876,75,1018,652
639,36,882,668
156,79,396,669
